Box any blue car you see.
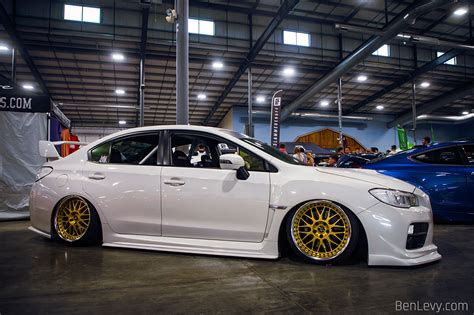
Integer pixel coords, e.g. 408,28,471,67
362,141,474,222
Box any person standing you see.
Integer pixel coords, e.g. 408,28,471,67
279,143,288,154
306,152,315,166
293,146,307,164
422,137,431,147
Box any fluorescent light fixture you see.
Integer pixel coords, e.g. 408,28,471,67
212,61,223,69
115,89,125,95
376,105,384,110
112,53,125,61
256,96,265,103
22,84,34,90
320,100,329,107
420,81,430,88
0,45,9,51
282,67,295,77
454,7,468,16
357,75,368,82
118,120,126,125
462,111,469,115
197,93,207,100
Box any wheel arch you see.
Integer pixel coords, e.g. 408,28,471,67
277,199,368,262
50,194,104,242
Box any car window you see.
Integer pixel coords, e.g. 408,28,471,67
170,133,266,171
462,145,474,165
413,147,463,165
89,133,159,165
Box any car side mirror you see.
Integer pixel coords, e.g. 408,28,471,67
219,154,245,170
236,166,250,180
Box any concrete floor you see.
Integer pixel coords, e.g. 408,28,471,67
1,221,473,314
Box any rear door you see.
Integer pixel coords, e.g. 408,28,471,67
461,145,474,213
82,132,162,236
410,146,468,214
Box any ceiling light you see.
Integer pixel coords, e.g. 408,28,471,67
22,84,34,90
212,61,223,69
320,100,329,107
462,111,469,115
420,81,430,88
454,7,468,16
357,75,368,82
118,120,126,125
256,95,265,103
197,93,207,100
0,45,9,51
115,89,125,95
282,67,295,77
376,105,384,110
112,53,125,61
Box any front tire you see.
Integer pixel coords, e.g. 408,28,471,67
54,196,102,245
286,200,359,265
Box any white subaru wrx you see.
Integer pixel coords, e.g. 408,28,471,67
30,125,441,266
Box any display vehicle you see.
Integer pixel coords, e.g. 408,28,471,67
30,126,441,266
363,141,474,222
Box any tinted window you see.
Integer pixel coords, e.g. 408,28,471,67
240,138,303,165
413,147,463,165
170,133,266,171
89,133,159,165
90,142,110,163
462,145,474,165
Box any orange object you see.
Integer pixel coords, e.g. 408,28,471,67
61,128,71,157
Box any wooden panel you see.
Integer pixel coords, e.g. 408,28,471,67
295,128,367,151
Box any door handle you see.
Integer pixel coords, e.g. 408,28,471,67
88,173,106,180
164,178,185,186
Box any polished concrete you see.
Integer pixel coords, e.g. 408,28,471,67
1,221,473,314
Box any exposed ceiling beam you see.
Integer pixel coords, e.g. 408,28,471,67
387,82,474,128
280,0,455,121
0,3,50,96
344,48,464,114
201,0,300,125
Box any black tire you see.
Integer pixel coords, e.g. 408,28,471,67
285,200,359,265
53,196,102,246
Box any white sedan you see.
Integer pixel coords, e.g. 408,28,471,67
30,125,441,266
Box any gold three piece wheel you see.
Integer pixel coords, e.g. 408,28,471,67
55,197,91,242
292,201,351,260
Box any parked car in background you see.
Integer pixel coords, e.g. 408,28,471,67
362,141,474,222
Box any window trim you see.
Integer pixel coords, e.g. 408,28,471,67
283,30,311,47
87,131,162,166
64,4,102,24
408,145,465,166
460,145,474,166
164,130,277,172
189,18,215,36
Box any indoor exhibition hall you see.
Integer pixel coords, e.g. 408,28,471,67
0,0,473,314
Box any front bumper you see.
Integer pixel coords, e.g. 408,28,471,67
358,193,441,266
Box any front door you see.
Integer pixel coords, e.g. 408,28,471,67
461,144,474,216
82,132,162,236
161,132,270,242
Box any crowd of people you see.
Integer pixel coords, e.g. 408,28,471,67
277,136,432,167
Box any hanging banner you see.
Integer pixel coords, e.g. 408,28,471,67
397,125,409,151
270,90,283,147
0,95,50,113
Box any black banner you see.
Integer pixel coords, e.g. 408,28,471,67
270,90,283,147
0,95,50,113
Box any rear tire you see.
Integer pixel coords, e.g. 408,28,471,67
286,200,359,265
53,196,102,246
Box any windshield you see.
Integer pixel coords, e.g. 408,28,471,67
240,138,304,165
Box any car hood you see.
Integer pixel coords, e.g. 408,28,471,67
315,167,415,192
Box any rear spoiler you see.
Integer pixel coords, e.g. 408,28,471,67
39,140,89,159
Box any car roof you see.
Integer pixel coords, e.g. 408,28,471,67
399,140,473,156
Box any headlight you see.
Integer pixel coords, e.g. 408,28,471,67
35,167,53,182
369,188,419,208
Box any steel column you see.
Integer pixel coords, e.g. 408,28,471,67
337,78,343,147
11,48,16,83
411,81,417,143
138,6,150,127
176,0,189,125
